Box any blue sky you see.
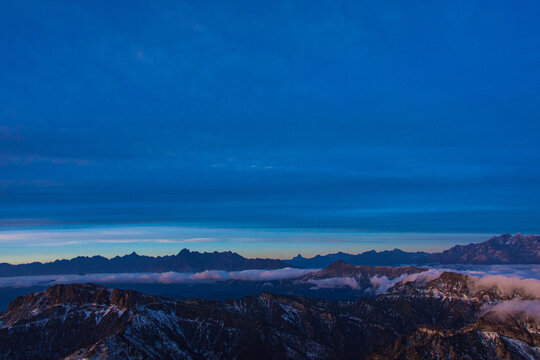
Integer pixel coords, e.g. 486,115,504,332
1,1,539,262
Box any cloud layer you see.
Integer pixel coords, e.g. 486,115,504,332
2,264,540,308
471,275,540,299
481,300,540,321
0,268,318,288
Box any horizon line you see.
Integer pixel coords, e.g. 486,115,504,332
2,232,533,266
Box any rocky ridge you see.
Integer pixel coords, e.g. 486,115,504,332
1,269,539,360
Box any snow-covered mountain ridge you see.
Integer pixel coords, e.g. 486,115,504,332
1,268,539,359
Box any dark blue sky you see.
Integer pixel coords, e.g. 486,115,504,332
1,1,540,260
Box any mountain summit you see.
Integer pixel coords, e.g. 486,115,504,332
304,261,427,280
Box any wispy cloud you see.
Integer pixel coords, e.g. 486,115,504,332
480,300,540,321
181,237,215,243
432,264,540,280
95,238,215,244
25,241,82,247
471,275,540,299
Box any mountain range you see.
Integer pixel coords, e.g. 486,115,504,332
428,233,540,264
288,233,540,268
0,249,287,277
0,233,538,278
287,249,430,268
1,267,538,359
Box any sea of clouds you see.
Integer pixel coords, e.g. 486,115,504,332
2,264,540,304
0,267,319,288
2,264,539,322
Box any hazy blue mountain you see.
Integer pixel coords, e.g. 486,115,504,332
286,249,430,268
0,249,287,277
1,234,539,279
288,233,540,267
427,233,540,264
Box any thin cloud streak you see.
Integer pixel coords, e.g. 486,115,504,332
95,238,215,244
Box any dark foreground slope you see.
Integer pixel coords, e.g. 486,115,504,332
1,272,538,360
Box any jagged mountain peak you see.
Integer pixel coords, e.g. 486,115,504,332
306,260,428,280
323,259,351,271
0,283,172,330
5,283,152,311
177,248,191,255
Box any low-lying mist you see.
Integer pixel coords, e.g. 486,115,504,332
0,268,318,288
1,264,540,314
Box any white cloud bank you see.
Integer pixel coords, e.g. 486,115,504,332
2,264,540,303
0,268,319,288
481,299,540,321
432,264,540,280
